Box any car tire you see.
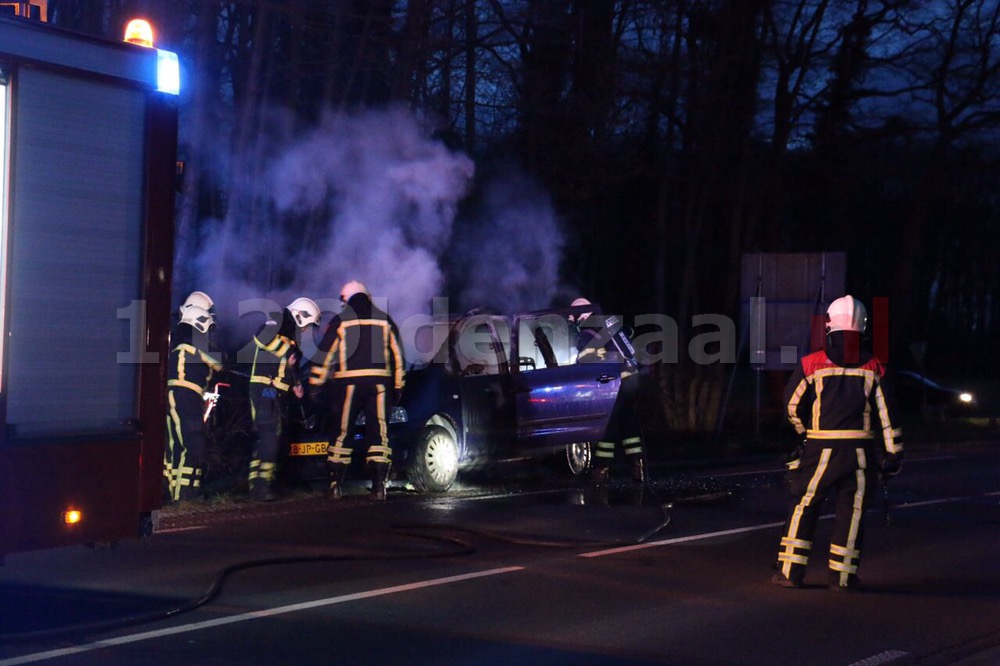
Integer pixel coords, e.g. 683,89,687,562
566,441,592,475
408,426,459,493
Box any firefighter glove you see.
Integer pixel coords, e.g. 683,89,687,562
881,452,903,477
785,439,805,471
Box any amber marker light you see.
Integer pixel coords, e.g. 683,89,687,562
62,509,83,525
122,17,182,94
123,19,154,48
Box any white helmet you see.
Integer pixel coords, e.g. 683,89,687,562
180,304,215,334
340,280,370,303
288,297,321,328
826,295,867,334
569,297,592,323
179,290,214,317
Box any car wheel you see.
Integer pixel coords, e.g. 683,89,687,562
566,441,592,475
408,426,459,493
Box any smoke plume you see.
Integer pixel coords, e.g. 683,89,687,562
450,169,564,313
178,107,566,361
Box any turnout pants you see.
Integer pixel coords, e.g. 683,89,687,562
326,383,391,468
776,440,874,586
165,388,207,501
249,383,287,489
593,373,643,469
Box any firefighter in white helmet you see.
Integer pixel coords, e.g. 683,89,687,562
309,281,405,501
773,295,903,591
247,296,321,501
570,297,646,489
179,290,214,317
165,304,223,502
569,297,593,322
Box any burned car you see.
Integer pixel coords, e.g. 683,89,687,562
393,305,640,492
287,304,638,493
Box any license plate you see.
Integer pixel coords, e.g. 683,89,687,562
289,441,327,457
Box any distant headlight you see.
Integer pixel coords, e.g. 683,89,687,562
959,392,974,404
355,406,409,426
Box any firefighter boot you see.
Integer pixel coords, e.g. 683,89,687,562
327,463,347,500
771,561,804,589
177,486,203,503
629,482,645,506
588,466,610,506
771,571,802,589
370,463,390,502
631,457,646,484
250,479,275,502
828,570,862,592
590,466,610,485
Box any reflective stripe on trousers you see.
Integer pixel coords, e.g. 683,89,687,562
165,388,206,501
777,442,870,583
327,383,391,466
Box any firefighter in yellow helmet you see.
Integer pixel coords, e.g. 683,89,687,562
247,297,321,501
773,295,903,591
165,303,223,502
309,281,405,501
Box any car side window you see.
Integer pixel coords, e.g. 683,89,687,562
516,315,575,371
573,316,622,364
453,318,509,376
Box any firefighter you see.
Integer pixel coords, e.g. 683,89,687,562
309,280,405,501
571,298,646,487
248,297,321,501
179,290,214,317
165,304,223,502
773,295,904,591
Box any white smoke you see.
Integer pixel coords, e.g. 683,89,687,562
180,107,566,361
268,108,474,330
451,170,565,313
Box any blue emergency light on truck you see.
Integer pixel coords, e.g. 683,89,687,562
0,11,179,557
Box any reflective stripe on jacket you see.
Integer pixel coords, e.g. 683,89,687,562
167,341,223,397
250,321,297,392
309,297,405,390
785,349,903,455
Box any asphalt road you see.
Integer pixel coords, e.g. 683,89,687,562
1,442,999,666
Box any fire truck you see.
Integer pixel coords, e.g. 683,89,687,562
0,6,179,557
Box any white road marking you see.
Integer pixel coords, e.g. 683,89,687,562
893,497,968,509
580,488,999,558
580,521,787,557
703,469,781,478
0,566,525,666
708,454,957,479
847,649,909,665
4,483,996,664
154,526,208,534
